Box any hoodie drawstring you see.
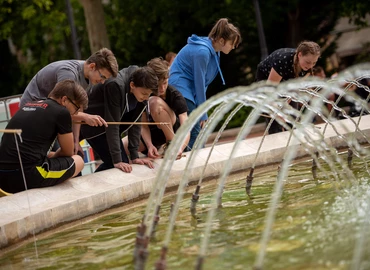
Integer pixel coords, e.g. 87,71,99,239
216,51,226,85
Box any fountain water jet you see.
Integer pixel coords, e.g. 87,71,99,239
1,64,370,269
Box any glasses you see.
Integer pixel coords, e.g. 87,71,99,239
97,69,107,80
67,97,80,114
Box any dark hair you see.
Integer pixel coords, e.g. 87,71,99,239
313,66,324,75
147,57,169,81
293,41,321,77
86,48,119,77
48,80,88,110
130,67,159,95
208,18,242,48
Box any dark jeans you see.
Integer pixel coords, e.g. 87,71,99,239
185,99,201,151
87,133,129,173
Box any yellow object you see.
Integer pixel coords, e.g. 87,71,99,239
0,188,12,197
36,166,67,179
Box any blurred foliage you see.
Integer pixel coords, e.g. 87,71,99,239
0,0,78,96
0,0,369,129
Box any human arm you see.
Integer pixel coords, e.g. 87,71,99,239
103,80,126,165
267,67,282,84
71,123,83,155
72,112,107,127
71,113,107,155
192,48,210,121
177,112,190,157
51,132,74,158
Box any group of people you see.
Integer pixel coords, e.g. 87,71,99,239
0,17,326,194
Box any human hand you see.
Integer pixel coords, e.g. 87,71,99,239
84,114,108,127
114,162,132,173
47,151,56,158
74,141,83,156
176,149,186,160
147,145,160,159
132,158,155,169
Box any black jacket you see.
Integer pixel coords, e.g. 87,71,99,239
80,66,146,162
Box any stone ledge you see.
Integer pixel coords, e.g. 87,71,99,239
0,115,369,250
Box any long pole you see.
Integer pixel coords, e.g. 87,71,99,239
74,121,170,126
0,129,22,133
253,0,268,61
65,0,81,59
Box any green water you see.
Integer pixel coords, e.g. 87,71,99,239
1,155,370,270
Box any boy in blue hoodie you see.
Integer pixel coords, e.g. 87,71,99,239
169,18,241,149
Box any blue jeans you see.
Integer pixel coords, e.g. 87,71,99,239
185,99,202,150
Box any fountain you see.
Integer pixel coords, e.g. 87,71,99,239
1,63,370,269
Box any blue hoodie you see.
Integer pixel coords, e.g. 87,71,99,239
169,34,225,121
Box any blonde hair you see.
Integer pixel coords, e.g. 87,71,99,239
293,41,321,77
208,18,242,48
147,57,169,81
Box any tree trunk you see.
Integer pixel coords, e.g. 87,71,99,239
79,0,110,53
287,8,301,47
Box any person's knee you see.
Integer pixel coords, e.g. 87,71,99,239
149,96,163,110
72,155,84,176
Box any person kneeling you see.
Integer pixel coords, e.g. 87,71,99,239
0,80,87,194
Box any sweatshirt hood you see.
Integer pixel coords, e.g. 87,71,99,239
187,34,225,85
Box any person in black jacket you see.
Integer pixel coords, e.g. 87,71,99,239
80,66,158,173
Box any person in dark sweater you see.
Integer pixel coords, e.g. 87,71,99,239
256,40,321,134
80,66,158,173
123,58,190,159
0,80,88,193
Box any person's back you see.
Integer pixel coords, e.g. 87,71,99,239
20,60,86,107
20,48,119,107
0,80,88,193
170,36,221,103
256,48,299,82
1,98,72,167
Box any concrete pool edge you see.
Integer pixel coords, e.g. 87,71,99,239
1,115,370,250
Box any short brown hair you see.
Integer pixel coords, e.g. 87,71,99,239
130,67,158,95
313,66,324,75
165,52,176,63
147,57,169,81
48,80,88,110
208,18,242,48
86,48,119,77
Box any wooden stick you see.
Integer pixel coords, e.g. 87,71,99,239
0,129,22,134
73,121,171,126
260,114,272,118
